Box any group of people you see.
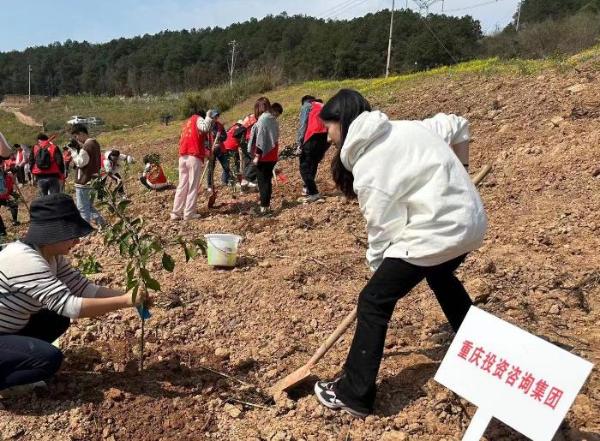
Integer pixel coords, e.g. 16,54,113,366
171,98,285,219
0,88,487,421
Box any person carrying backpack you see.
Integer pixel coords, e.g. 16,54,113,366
0,163,20,237
29,134,64,196
296,96,330,203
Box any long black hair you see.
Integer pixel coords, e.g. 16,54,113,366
320,89,372,199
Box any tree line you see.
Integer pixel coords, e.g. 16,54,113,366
0,0,598,97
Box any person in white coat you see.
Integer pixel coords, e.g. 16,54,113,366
102,150,134,196
313,89,487,418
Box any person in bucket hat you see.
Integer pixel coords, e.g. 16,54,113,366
0,193,148,395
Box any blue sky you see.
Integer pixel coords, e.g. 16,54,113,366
0,0,521,53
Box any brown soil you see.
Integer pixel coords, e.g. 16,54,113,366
1,62,599,441
0,105,43,128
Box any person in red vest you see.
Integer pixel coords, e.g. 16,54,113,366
247,97,282,215
171,110,213,220
222,120,247,187
28,134,64,196
296,95,331,203
62,146,73,179
140,154,169,191
0,163,20,236
205,110,230,193
240,113,258,189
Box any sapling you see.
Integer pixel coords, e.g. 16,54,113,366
91,176,206,370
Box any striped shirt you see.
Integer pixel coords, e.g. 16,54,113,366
0,241,100,334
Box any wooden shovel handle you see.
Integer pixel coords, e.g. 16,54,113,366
307,307,358,367
473,164,492,186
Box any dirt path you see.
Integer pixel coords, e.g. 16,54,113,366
0,105,43,127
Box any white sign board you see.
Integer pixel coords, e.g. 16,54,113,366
435,307,593,441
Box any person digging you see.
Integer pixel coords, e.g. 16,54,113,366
0,193,150,396
312,89,487,418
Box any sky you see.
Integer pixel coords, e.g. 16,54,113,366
0,0,521,53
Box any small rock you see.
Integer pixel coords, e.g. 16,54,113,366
105,387,124,402
592,167,600,178
550,116,564,127
214,347,230,359
566,84,586,94
549,304,560,315
382,431,409,441
224,403,242,418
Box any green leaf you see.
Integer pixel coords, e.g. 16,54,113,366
117,199,131,212
161,253,175,272
151,240,163,253
140,268,161,292
127,278,139,291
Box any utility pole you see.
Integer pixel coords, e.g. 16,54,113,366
28,64,32,103
228,40,237,88
516,1,523,31
385,0,396,78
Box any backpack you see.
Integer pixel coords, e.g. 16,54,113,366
35,144,53,170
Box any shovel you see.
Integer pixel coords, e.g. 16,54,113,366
269,164,493,399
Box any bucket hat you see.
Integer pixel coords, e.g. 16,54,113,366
23,193,94,245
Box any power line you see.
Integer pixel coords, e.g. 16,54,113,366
322,0,371,19
444,0,508,13
414,4,460,64
317,0,359,18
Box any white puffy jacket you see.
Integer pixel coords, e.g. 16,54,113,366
341,111,487,270
103,151,134,175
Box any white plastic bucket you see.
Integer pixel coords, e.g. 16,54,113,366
204,234,242,267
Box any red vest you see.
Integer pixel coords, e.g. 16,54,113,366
304,102,328,143
223,124,242,151
32,142,62,176
147,164,167,185
179,115,206,159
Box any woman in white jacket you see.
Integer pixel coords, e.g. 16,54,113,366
314,89,487,417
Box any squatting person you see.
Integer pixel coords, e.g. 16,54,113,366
0,194,149,394
313,89,487,417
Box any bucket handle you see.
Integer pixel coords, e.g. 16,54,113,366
206,236,241,255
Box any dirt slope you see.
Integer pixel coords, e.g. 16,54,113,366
1,56,599,440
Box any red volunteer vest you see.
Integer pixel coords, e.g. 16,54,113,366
32,142,62,176
223,124,242,151
304,101,328,143
179,115,206,159
147,164,167,185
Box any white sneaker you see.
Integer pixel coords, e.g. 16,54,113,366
247,182,257,189
184,213,202,220
170,213,182,221
302,187,308,196
304,194,323,203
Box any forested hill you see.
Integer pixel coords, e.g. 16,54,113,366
0,10,481,96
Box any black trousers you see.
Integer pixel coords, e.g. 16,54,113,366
0,310,70,390
241,147,257,183
256,162,276,208
334,255,472,414
15,166,26,185
0,199,19,234
299,133,330,196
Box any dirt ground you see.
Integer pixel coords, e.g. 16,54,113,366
0,60,599,440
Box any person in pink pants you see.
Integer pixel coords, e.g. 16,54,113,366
171,110,215,220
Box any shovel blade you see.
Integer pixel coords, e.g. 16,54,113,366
269,364,312,399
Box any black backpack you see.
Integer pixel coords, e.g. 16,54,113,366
35,144,52,170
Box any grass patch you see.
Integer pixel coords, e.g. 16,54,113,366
0,110,40,145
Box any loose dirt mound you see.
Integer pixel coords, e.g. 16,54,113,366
1,61,599,440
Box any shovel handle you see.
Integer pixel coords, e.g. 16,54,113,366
473,164,492,186
307,307,358,367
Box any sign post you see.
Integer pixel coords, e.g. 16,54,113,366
435,307,593,441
